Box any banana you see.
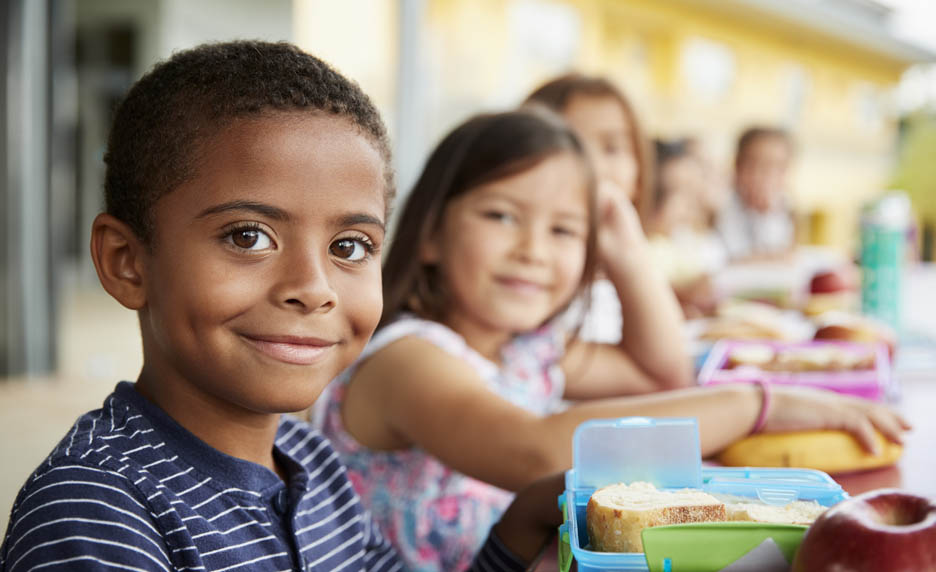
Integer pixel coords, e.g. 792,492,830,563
717,430,902,474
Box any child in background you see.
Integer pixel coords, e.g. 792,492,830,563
318,108,909,572
524,73,692,388
0,41,564,572
645,138,727,317
717,126,796,261
684,135,731,231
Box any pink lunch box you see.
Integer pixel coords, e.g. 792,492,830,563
697,339,891,401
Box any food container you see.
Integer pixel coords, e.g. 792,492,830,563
697,339,891,401
558,417,848,572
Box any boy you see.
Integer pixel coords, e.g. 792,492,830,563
0,41,558,572
716,126,795,261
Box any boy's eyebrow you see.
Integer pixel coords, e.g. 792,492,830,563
336,213,386,232
196,200,290,221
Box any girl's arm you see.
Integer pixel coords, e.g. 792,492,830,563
343,336,909,492
562,188,693,398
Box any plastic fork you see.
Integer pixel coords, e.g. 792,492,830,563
756,487,799,506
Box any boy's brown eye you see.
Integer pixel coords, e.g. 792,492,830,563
330,239,355,259
232,229,260,249
330,238,370,262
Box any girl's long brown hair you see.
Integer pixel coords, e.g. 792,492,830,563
380,108,599,330
525,73,654,226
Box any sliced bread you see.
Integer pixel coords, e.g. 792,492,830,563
586,481,727,552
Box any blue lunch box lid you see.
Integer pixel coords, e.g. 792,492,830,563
572,417,702,491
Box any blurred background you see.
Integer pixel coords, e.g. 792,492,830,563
2,0,936,532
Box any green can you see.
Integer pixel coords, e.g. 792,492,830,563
860,192,911,335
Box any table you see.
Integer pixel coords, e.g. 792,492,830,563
834,372,936,497
835,264,936,498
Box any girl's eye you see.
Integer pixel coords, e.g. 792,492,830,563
603,137,632,156
330,238,372,262
552,226,578,237
482,210,515,223
227,227,273,251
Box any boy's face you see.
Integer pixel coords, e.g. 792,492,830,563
735,136,791,213
139,114,386,414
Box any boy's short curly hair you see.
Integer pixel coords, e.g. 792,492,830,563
104,40,394,244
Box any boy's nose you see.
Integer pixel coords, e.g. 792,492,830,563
273,249,338,313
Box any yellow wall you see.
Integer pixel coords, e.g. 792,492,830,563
423,0,913,252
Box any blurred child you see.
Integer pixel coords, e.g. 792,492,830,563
717,126,796,261
685,135,731,230
646,138,727,317
0,41,563,572
318,108,909,572
525,72,692,387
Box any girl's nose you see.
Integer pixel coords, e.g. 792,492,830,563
272,247,338,313
513,224,549,264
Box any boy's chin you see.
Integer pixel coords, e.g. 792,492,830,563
233,379,329,415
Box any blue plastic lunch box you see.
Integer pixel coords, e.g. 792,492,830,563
558,417,849,572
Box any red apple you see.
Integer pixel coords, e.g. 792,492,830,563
793,489,936,572
810,269,855,295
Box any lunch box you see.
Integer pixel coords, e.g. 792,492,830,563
697,339,891,401
558,417,848,572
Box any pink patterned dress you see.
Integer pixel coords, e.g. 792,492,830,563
316,315,567,572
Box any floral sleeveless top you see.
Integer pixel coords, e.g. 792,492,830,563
316,315,567,572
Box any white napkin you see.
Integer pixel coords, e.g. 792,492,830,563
718,538,790,572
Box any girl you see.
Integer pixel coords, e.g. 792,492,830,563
645,138,727,317
318,108,908,572
525,73,692,388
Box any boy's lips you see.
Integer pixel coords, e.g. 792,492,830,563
239,334,338,366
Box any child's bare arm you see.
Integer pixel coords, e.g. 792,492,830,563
564,187,692,397
344,337,909,491
561,341,670,398
344,337,555,491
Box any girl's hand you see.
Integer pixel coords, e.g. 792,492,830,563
596,180,648,267
764,386,912,454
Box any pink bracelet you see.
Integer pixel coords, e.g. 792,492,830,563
750,379,771,435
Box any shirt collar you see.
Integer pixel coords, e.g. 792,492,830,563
114,381,299,495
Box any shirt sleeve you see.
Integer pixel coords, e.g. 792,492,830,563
0,462,172,572
467,530,530,572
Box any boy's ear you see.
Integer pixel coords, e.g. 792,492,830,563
90,213,148,310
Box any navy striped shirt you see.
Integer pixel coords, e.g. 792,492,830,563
1,382,526,571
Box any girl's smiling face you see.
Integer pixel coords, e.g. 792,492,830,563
137,113,386,414
423,151,589,342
